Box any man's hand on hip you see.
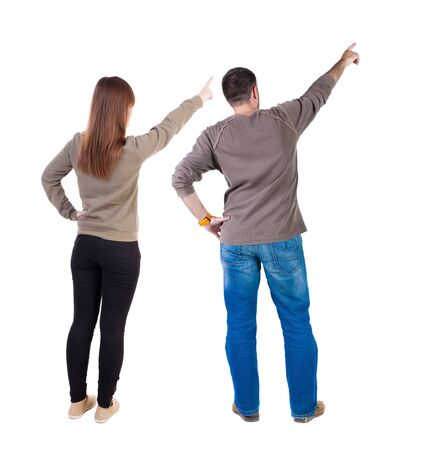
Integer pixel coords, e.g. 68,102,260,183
205,216,230,239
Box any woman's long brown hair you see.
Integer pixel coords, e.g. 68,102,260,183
78,76,135,179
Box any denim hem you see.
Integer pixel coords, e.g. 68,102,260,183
236,405,259,416
291,406,316,419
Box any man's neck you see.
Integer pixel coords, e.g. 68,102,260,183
233,104,258,117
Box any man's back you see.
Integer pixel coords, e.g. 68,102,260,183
172,73,336,244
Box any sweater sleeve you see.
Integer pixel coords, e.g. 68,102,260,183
41,136,77,220
133,95,203,162
172,129,221,198
276,73,336,136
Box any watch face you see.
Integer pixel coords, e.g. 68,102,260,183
199,216,210,226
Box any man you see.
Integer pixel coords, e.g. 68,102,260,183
172,43,359,423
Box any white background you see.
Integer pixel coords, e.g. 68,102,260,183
1,0,420,448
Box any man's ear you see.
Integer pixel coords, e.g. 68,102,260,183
252,85,258,99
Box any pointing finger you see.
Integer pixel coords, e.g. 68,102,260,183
347,42,356,51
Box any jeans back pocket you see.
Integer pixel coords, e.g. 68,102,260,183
268,237,301,276
220,245,242,267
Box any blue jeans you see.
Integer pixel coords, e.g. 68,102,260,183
220,235,318,418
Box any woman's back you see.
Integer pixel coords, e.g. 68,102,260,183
69,132,142,241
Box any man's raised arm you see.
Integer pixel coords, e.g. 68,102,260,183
278,43,359,136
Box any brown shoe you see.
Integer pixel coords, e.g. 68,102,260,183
294,401,325,423
95,398,120,423
232,403,260,422
68,395,96,419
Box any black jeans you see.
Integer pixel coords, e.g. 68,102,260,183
68,234,140,407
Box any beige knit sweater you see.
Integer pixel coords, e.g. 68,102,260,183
42,95,203,241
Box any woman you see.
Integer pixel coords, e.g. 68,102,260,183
41,76,213,423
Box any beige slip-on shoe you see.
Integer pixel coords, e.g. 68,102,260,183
232,403,260,422
95,398,120,424
294,400,325,423
68,395,97,419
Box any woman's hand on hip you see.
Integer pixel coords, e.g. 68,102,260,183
75,210,88,221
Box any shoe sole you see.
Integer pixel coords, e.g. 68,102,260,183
68,402,96,419
95,415,117,424
95,404,120,423
95,418,109,424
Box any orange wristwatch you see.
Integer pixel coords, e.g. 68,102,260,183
198,213,213,226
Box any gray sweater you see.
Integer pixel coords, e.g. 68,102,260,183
172,74,336,245
42,96,203,241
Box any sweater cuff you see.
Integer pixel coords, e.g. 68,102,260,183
70,210,78,221
191,95,203,110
